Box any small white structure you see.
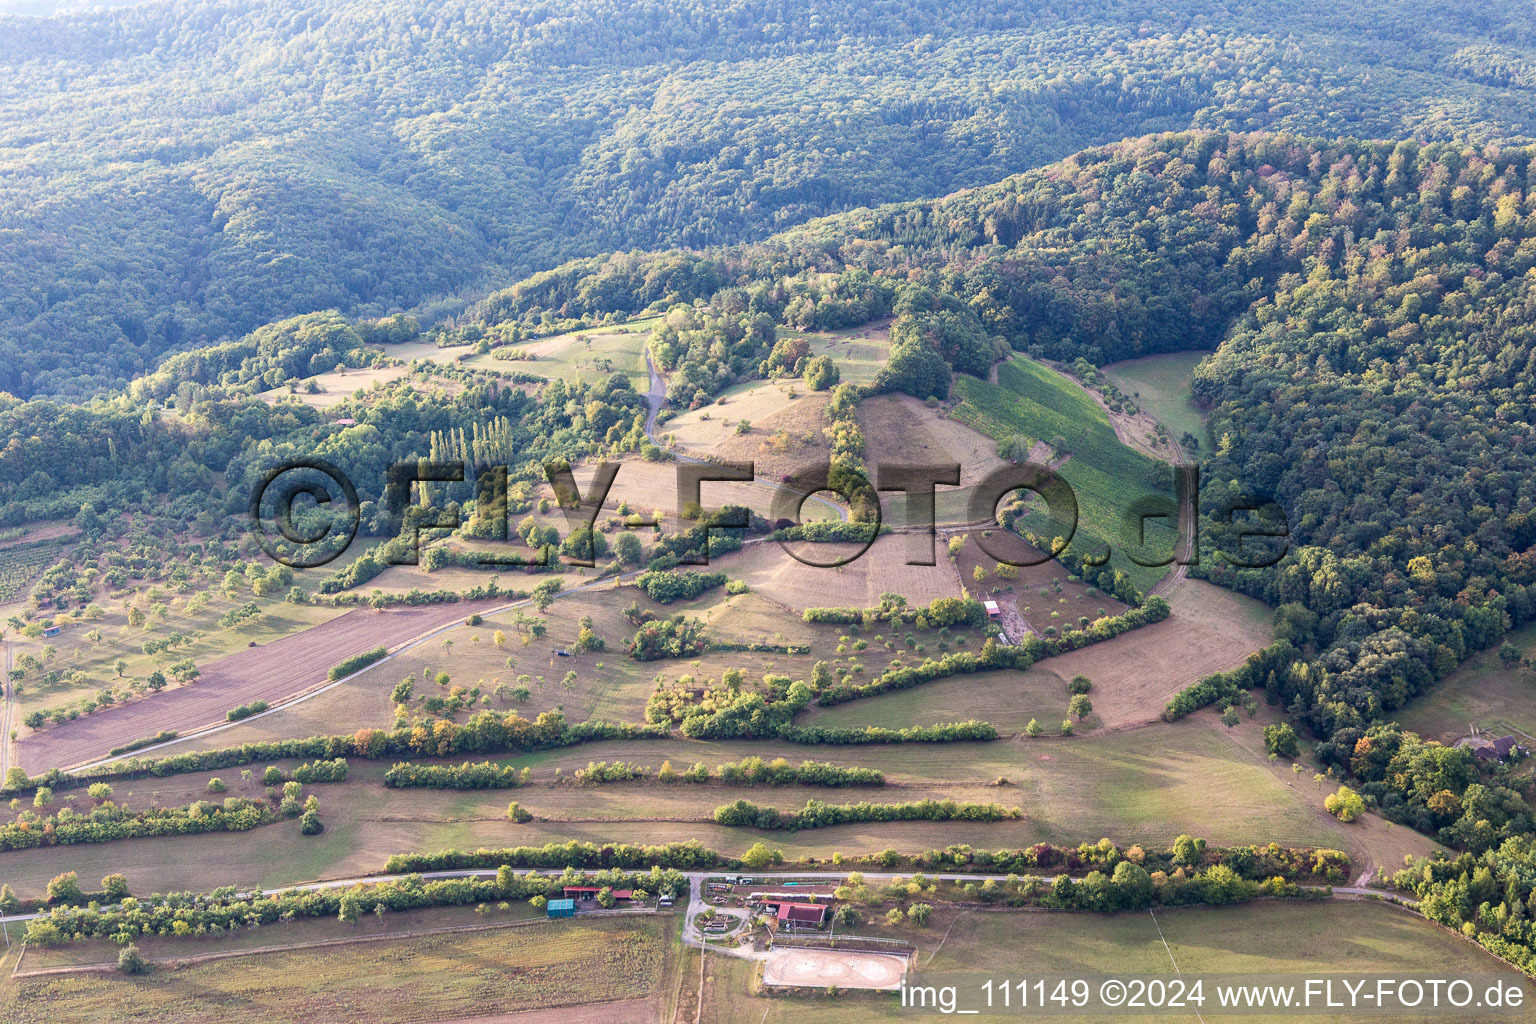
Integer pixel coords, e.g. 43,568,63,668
983,600,1001,620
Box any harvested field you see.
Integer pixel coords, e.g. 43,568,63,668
709,532,959,611
664,380,832,482
0,915,670,1024
856,393,1008,527
762,948,906,990
17,599,505,772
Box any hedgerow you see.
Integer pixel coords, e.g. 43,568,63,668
384,760,529,789
713,797,1019,831
329,646,388,680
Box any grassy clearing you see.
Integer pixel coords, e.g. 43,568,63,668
1102,350,1213,451
800,321,892,385
0,913,671,1024
951,355,1172,595
704,901,1531,1023
462,318,658,388
1396,621,1536,744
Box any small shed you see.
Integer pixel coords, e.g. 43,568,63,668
546,898,575,918
42,625,62,637
983,600,1001,620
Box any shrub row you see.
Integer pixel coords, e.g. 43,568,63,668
329,646,388,680
107,731,177,757
25,866,688,947
4,711,667,797
770,521,886,543
381,837,1350,884
0,800,271,852
778,720,999,744
383,760,529,789
226,699,269,721
292,758,349,783
713,798,1019,831
803,595,986,627
716,757,883,787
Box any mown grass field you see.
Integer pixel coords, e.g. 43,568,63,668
0,714,1374,899
950,356,1173,595
799,321,891,385
0,914,672,1024
704,901,1531,1023
1102,350,1214,451
462,317,659,388
16,901,546,971
1395,621,1536,744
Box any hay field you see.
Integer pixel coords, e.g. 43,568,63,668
709,533,959,610
1103,349,1214,451
0,915,671,1024
663,380,833,483
801,319,892,385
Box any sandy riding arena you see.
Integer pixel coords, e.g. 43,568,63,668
762,949,907,991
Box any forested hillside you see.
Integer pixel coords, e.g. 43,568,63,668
6,0,1536,396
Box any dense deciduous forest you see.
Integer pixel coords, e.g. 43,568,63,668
6,0,1536,396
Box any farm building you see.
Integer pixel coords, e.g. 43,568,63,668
546,899,575,918
563,885,635,903
1473,736,1524,762
41,625,62,637
983,600,1000,620
775,903,827,930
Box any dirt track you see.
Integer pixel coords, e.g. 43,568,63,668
16,600,501,773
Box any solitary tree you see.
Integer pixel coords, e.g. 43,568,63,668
117,944,148,974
